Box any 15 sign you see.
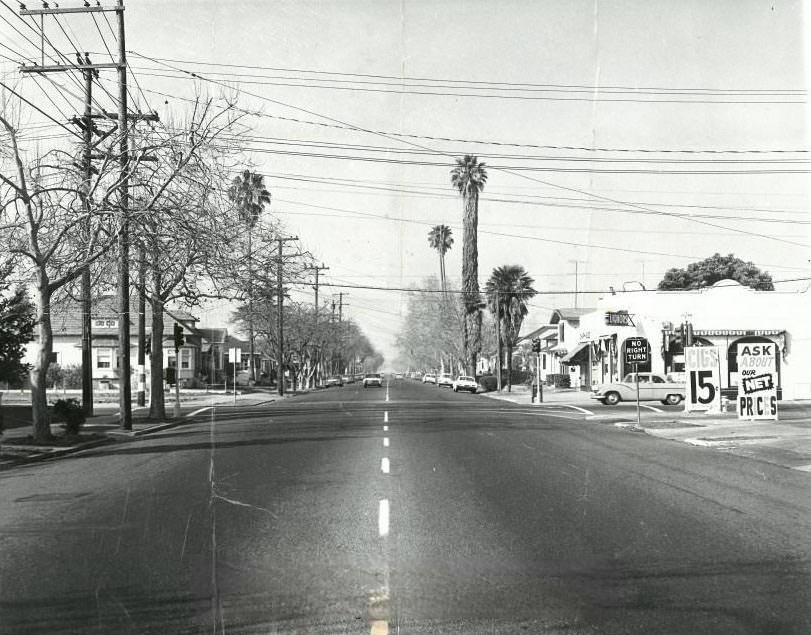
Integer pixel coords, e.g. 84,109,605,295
684,346,721,412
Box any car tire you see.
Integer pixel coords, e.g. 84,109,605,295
604,391,621,406
665,394,683,405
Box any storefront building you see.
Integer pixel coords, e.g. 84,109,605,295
571,279,811,399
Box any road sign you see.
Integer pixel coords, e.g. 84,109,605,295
228,347,242,364
624,337,649,365
685,346,721,412
737,343,778,420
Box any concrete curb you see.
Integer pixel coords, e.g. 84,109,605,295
0,436,114,468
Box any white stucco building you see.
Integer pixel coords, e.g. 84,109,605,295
562,280,811,399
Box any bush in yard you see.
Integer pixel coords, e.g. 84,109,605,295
544,373,571,388
52,398,85,435
61,364,83,389
46,363,63,389
478,375,498,392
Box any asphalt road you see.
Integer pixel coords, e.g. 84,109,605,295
0,380,809,633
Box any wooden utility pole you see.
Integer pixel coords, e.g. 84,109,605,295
80,58,94,417
275,236,298,396
495,291,503,392
309,264,329,387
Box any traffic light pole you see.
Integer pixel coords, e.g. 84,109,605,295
173,323,183,418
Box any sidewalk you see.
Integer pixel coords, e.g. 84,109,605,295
480,387,811,472
0,390,281,469
481,385,596,405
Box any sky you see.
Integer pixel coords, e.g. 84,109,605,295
1,0,809,364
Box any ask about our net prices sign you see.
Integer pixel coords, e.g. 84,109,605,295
737,343,778,420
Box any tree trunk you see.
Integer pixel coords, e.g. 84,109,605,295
149,268,166,420
247,230,256,383
461,191,480,375
30,281,53,442
507,343,514,392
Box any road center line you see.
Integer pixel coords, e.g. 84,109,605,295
381,457,390,474
641,404,664,413
383,425,388,432
384,411,388,422
383,437,389,447
378,499,389,536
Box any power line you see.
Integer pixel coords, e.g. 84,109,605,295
128,53,805,96
131,68,806,105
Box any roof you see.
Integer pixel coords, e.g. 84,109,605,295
550,308,594,324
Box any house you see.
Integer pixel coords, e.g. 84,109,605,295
519,308,594,389
23,295,264,389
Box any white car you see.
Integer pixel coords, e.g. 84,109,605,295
437,373,454,388
591,372,685,406
452,376,478,393
363,373,383,388
422,373,436,384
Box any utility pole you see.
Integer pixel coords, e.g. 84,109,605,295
569,259,585,309
80,56,95,417
495,291,503,392
19,2,154,424
275,236,298,396
309,263,329,387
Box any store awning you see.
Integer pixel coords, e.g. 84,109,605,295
562,342,589,363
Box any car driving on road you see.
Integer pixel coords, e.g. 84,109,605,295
422,373,436,384
325,376,343,387
363,373,383,388
591,372,685,406
452,375,478,393
437,373,453,388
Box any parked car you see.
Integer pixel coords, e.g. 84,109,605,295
363,373,383,388
437,373,454,388
452,375,478,393
591,372,685,406
325,376,343,387
394,372,404,380
341,374,353,384
422,373,436,384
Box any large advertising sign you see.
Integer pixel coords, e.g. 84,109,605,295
684,346,721,412
737,343,778,420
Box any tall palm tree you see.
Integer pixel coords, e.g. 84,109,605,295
228,170,271,382
427,224,454,293
485,265,537,392
450,155,487,375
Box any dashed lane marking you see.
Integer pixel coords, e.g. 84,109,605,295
641,404,664,413
793,464,811,472
378,499,389,536
383,425,388,432
383,437,389,447
370,620,389,634
384,411,389,422
381,457,390,474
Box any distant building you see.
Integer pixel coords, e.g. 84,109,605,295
520,280,811,399
23,295,264,389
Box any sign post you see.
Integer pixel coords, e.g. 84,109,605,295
228,347,242,404
685,346,721,413
624,337,649,427
737,343,778,420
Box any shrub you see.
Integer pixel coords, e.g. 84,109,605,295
544,373,571,388
46,363,63,389
478,375,498,392
185,376,206,389
52,398,85,435
61,365,83,389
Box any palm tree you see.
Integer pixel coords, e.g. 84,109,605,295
427,225,454,293
450,155,487,375
228,170,271,382
485,265,537,392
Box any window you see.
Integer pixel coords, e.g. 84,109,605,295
96,348,111,369
652,375,665,383
168,355,177,368
180,348,191,369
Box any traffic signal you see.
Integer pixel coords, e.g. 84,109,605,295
531,337,541,353
173,323,185,350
